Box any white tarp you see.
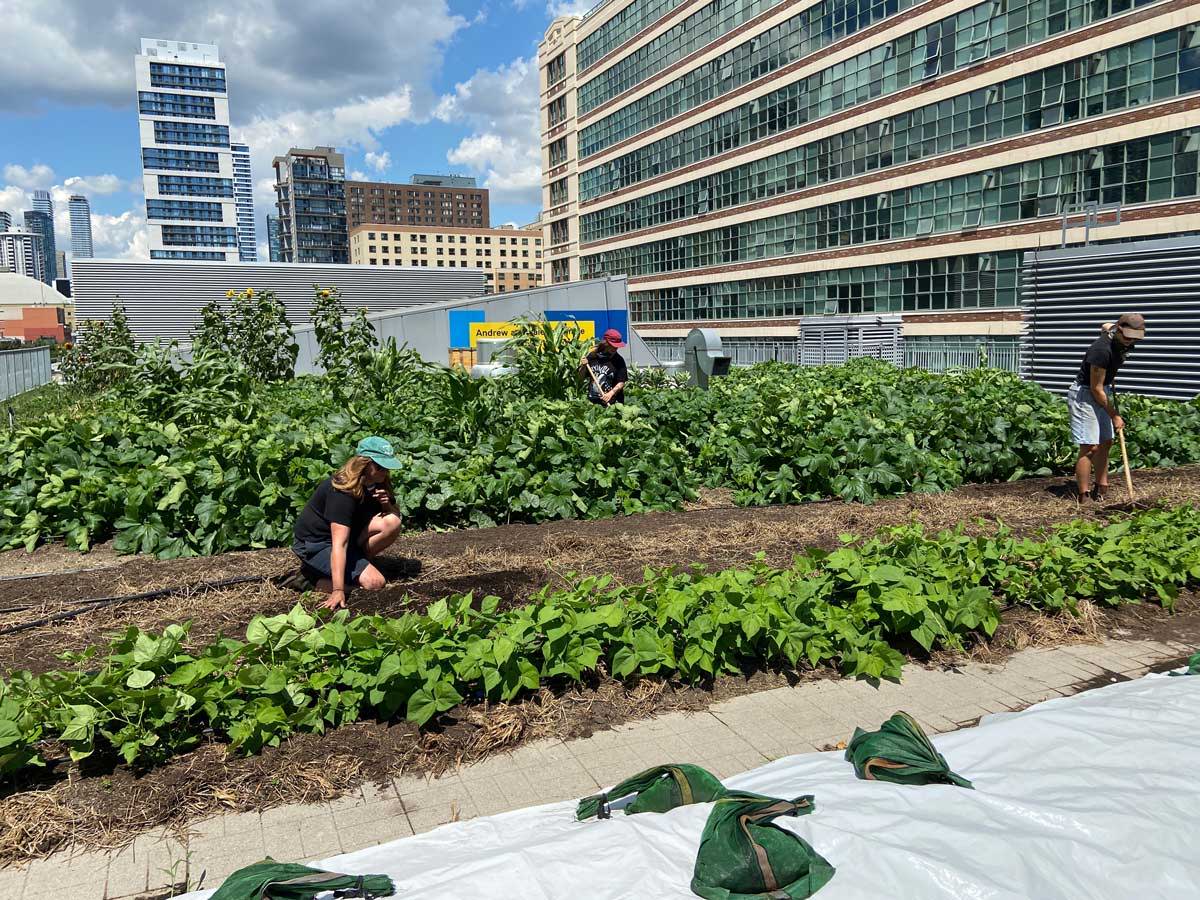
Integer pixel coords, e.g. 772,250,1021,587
184,672,1200,899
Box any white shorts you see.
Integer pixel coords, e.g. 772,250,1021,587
1067,383,1114,446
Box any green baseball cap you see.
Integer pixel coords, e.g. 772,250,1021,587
355,436,402,469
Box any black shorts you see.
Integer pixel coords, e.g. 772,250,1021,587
292,539,371,584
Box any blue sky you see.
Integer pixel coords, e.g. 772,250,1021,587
0,0,594,259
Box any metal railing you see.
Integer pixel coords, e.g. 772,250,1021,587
903,340,1021,374
724,339,798,366
0,345,52,401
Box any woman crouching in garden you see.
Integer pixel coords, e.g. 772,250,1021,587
289,436,403,610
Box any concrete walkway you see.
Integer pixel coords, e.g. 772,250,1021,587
3,634,1193,900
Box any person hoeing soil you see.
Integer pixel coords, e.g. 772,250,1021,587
1067,313,1146,502
289,436,403,610
579,327,629,406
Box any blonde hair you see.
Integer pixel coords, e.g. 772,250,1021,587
332,455,391,500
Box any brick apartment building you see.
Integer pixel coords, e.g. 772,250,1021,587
346,174,490,229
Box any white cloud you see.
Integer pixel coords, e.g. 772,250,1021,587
61,174,129,195
89,210,149,260
0,1,468,117
349,170,368,181
435,57,541,206
0,162,150,264
239,89,416,167
2,164,55,191
548,0,593,17
364,151,391,173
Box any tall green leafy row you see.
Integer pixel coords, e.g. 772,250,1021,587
3,506,1197,775
3,350,1200,557
639,362,1200,505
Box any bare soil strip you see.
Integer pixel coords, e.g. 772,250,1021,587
2,468,1199,863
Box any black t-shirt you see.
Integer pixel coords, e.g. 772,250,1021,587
585,348,629,404
1075,333,1129,387
294,478,380,545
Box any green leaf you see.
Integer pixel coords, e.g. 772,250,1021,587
126,669,155,689
246,617,270,645
492,636,515,667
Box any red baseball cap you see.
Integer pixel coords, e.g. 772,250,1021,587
602,327,626,348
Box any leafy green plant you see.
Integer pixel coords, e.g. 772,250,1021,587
193,288,297,382
505,317,594,402
309,285,380,399
3,356,1200,558
2,505,1198,775
59,303,137,393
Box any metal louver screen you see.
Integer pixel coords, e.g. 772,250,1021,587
1022,237,1200,401
798,315,902,367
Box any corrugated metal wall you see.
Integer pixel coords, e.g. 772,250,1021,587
0,346,52,401
71,259,486,344
1022,237,1200,400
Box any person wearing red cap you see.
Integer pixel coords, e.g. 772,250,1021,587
1067,313,1146,502
579,327,629,406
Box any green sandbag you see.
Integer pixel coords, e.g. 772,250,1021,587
1168,651,1200,676
844,711,973,789
691,791,835,900
210,858,395,900
577,764,727,820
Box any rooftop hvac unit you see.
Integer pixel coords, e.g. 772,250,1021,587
683,327,731,389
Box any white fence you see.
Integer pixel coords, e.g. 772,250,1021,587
0,345,52,401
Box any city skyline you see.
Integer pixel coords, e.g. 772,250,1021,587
0,1,588,260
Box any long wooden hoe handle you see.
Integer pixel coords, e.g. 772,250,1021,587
1117,426,1135,503
585,362,608,406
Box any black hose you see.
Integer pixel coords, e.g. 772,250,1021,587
0,565,118,583
0,573,274,637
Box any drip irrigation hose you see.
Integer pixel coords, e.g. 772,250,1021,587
0,566,119,583
0,573,275,637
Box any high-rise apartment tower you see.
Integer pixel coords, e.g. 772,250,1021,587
272,146,348,264
231,142,257,261
69,195,94,259
135,38,239,261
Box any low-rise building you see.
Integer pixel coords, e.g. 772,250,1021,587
0,272,73,342
71,258,484,343
349,223,544,293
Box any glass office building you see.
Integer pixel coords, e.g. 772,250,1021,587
135,39,239,261
540,0,1200,361
23,207,55,284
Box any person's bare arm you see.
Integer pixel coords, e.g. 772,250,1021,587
321,522,352,610
603,381,626,404
1090,365,1124,431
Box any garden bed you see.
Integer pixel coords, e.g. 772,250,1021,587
3,465,1199,675
2,468,1200,863
2,595,1198,867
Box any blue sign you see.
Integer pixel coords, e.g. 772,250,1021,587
448,308,629,350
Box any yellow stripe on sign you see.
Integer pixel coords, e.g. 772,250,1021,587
468,320,594,348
